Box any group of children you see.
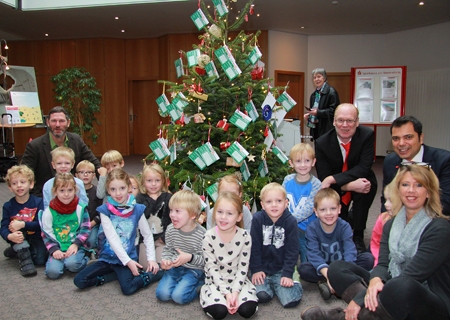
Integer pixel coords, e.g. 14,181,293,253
1,142,393,319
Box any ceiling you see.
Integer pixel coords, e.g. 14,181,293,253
0,0,449,41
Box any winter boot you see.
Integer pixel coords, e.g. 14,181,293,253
17,248,37,277
318,279,332,300
341,280,367,303
3,246,17,258
301,306,345,320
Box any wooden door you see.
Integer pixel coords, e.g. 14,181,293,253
128,80,162,155
327,72,351,104
274,71,305,120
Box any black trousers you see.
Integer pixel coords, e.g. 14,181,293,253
328,260,449,320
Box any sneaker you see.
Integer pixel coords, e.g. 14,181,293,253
354,237,367,254
3,246,17,258
318,280,332,300
17,248,37,277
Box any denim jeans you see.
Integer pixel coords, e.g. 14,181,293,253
45,249,88,279
156,266,205,304
86,225,99,250
12,237,48,266
298,229,307,264
254,271,303,307
74,260,163,295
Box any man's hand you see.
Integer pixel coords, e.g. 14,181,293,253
322,176,336,188
342,178,371,194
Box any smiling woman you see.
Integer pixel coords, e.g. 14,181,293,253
301,165,450,320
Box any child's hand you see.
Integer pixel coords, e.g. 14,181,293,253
146,260,160,274
280,277,294,287
172,248,191,267
65,244,78,257
90,220,97,227
226,292,239,314
9,220,25,232
98,167,108,177
7,231,23,244
52,250,65,260
160,259,173,270
126,260,143,276
251,271,266,285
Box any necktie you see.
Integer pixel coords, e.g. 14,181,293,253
341,142,351,205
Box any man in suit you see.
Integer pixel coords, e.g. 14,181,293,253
315,103,377,253
383,115,450,215
21,106,101,197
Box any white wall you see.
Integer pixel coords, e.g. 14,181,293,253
267,22,450,153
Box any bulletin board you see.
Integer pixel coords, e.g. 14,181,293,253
350,66,406,124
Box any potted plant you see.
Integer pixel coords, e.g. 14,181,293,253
51,67,102,145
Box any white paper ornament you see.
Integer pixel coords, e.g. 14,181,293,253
197,54,211,68
209,24,222,38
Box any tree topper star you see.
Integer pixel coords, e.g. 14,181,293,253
247,154,256,162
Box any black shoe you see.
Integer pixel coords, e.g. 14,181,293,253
4,246,17,258
318,280,332,300
17,248,37,277
354,237,367,254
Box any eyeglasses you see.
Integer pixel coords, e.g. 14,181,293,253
335,118,357,125
397,161,431,169
77,171,94,175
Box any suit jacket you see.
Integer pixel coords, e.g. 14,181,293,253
383,144,450,216
21,132,101,197
309,82,340,140
315,126,377,197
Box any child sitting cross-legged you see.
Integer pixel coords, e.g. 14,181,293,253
73,168,162,295
155,190,206,305
298,188,374,300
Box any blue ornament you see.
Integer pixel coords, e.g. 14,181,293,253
262,105,272,121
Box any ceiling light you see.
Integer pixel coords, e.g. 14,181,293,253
45,34,49,37
121,30,125,33
115,17,119,19
419,2,424,5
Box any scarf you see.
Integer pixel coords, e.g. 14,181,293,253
49,195,79,214
106,194,136,218
388,206,432,278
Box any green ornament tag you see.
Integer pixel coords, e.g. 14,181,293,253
156,94,170,116
277,91,297,112
226,141,249,165
149,138,170,161
169,143,177,164
167,103,182,121
187,49,201,68
206,182,219,203
240,160,251,182
229,109,252,131
272,146,289,164
205,61,219,79
212,0,228,17
189,149,207,170
221,60,241,81
247,46,262,65
245,100,259,122
196,142,220,166
190,9,209,30
174,58,184,78
258,159,269,177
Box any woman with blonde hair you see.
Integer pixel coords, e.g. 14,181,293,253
302,164,450,320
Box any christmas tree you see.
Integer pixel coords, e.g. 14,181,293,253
146,0,296,209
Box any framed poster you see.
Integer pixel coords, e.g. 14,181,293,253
351,66,406,124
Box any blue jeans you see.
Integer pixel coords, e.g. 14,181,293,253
254,271,303,308
87,225,99,250
45,249,88,279
156,266,205,304
74,260,163,295
298,229,307,264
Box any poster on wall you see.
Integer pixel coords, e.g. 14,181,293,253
351,66,406,124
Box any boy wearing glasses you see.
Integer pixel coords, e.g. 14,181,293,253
42,147,89,209
314,103,377,254
76,160,103,251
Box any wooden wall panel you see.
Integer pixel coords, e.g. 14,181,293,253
103,39,128,155
88,39,104,75
90,73,106,155
47,41,62,76
75,39,90,67
33,41,49,75
60,40,77,70
7,42,35,67
125,38,159,79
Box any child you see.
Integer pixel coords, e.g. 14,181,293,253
40,172,91,279
282,143,321,263
370,183,394,266
206,174,253,232
250,183,302,308
96,150,125,199
129,175,141,198
200,192,258,319
155,190,206,305
136,163,172,266
1,165,46,277
76,160,103,251
42,147,88,209
74,168,162,295
298,188,374,300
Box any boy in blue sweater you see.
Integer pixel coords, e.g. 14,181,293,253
250,183,302,308
298,188,373,300
283,143,321,264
